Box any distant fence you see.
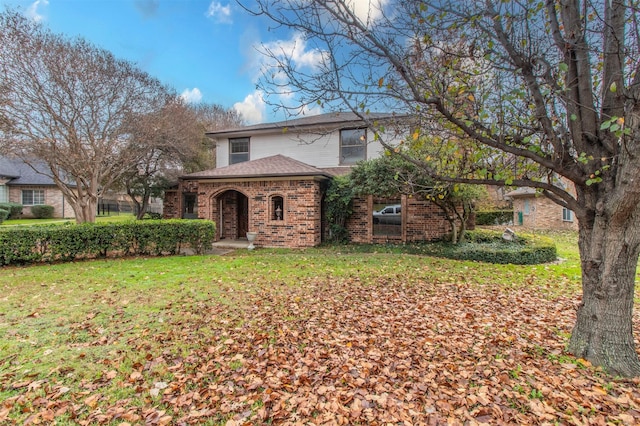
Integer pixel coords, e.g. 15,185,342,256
97,200,162,216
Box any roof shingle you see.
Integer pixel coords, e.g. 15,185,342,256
183,155,334,179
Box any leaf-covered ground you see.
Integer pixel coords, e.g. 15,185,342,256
1,248,640,425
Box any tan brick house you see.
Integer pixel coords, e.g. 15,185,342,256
506,181,578,230
163,112,459,248
0,156,76,219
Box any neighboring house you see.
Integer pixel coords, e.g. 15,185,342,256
0,156,75,219
505,180,578,230
163,112,453,248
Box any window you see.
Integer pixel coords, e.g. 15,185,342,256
0,184,7,203
562,207,573,222
229,137,249,165
340,128,366,165
372,200,402,236
271,196,284,221
22,189,45,206
523,199,531,215
183,193,198,219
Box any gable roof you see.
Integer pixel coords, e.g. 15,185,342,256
207,112,403,138
0,156,60,186
183,155,335,180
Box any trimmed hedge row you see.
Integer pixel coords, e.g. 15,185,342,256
0,209,8,223
475,210,514,226
0,219,216,266
429,228,557,264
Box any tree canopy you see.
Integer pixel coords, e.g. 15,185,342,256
245,0,640,376
0,10,172,223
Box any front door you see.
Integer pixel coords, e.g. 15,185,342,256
237,193,248,238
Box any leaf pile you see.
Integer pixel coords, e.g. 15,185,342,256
2,271,640,424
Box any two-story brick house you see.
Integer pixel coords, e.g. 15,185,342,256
163,112,452,248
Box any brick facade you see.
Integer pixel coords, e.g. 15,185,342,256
165,177,326,248
164,178,456,248
512,195,578,230
346,195,453,244
8,185,75,219
508,179,579,231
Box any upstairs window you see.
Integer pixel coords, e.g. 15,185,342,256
340,128,366,165
22,189,45,206
229,137,250,165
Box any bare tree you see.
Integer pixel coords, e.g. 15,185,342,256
185,102,245,173
118,99,243,219
0,10,170,223
243,0,640,376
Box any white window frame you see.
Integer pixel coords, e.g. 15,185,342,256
22,189,45,206
229,137,250,165
339,128,367,165
562,207,573,222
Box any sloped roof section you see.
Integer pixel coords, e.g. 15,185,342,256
504,187,537,198
0,156,61,185
207,112,403,137
0,156,21,179
184,155,333,180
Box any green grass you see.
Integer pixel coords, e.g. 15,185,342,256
1,214,136,226
0,240,583,382
2,229,638,424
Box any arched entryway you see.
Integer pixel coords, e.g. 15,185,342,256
215,190,249,240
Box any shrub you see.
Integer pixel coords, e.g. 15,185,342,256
475,210,514,226
31,204,54,219
0,219,216,266
143,212,163,220
0,208,8,223
426,229,557,264
0,202,23,219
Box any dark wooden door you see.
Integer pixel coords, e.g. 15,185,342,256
237,194,248,238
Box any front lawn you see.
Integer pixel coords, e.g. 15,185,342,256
1,231,639,424
1,214,136,227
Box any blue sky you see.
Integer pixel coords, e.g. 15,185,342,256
0,0,340,124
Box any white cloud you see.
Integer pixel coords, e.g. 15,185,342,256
26,0,49,23
346,0,389,23
180,88,203,104
233,91,265,124
262,33,328,72
206,1,232,24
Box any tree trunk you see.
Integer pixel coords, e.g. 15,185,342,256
569,219,640,377
68,195,97,224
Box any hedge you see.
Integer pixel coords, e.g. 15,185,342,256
0,202,23,219
427,228,557,264
31,204,54,219
0,208,8,223
475,210,514,226
0,219,216,266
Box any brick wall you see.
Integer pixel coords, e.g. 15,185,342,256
190,178,325,248
8,185,75,219
346,195,452,244
164,179,459,248
512,196,578,230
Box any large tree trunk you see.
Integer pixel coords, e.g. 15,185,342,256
67,194,98,224
569,218,640,377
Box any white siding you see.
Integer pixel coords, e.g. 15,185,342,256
216,128,399,168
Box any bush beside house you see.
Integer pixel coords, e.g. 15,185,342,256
30,204,54,219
